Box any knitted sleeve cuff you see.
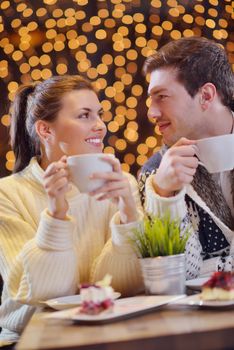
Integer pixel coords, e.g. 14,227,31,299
35,209,75,251
144,174,187,219
110,210,144,248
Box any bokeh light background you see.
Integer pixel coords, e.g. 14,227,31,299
0,0,233,177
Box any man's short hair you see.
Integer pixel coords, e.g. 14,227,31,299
143,36,234,109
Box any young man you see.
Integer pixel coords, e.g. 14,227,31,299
140,36,234,279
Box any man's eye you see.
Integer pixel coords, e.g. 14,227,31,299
158,95,168,100
99,111,104,119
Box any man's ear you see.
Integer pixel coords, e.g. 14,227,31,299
199,83,217,110
35,120,53,144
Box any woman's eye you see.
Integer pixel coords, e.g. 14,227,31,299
77,113,89,119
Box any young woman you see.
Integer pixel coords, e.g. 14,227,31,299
0,75,144,343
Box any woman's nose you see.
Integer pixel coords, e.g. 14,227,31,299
93,116,106,131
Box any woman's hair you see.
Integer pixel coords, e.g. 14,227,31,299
143,36,234,110
10,75,95,173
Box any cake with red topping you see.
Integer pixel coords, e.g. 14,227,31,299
201,272,234,300
79,275,115,315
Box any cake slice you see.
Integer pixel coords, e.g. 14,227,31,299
79,275,115,315
201,271,234,300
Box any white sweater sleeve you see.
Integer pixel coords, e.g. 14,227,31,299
144,174,187,219
91,173,145,296
0,207,78,305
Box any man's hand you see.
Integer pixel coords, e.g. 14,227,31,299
153,138,199,197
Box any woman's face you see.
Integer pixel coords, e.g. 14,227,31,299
48,89,107,158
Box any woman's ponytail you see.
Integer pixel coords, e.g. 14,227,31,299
10,84,38,173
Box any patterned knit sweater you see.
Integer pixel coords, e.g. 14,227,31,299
0,158,144,342
139,147,234,281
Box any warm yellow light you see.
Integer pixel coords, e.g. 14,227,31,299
146,136,157,148
114,55,125,66
132,85,143,97
114,114,125,126
90,16,101,26
86,43,97,53
194,4,205,13
170,30,182,40
152,26,163,36
151,0,162,8
137,143,148,155
219,19,228,28
1,114,11,126
97,63,108,75
41,69,52,80
126,97,137,108
56,64,68,75
124,153,135,165
206,19,216,28
75,10,86,20
95,29,107,40
137,155,148,166
11,19,21,28
29,56,40,67
104,19,116,28
121,73,132,85
115,139,127,151
135,37,147,47
169,8,180,17
126,109,137,120
105,87,116,98
183,29,194,37
126,49,138,60
1,1,10,10
122,15,133,24
42,42,53,53
31,69,41,80
52,9,63,18
135,23,146,33
20,63,30,74
102,54,113,65
162,21,173,30
108,121,120,132
101,100,111,111
133,13,144,22
36,8,47,17
183,14,194,24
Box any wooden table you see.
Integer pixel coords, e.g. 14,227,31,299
16,303,234,350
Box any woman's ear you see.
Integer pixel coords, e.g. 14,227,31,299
35,120,53,144
199,83,217,110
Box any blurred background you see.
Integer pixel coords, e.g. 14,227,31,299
0,0,233,177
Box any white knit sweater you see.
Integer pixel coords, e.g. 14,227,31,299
0,158,144,342
144,175,234,278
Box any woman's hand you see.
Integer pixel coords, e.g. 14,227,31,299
89,156,138,224
43,156,70,220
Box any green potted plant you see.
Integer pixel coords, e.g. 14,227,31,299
131,213,190,295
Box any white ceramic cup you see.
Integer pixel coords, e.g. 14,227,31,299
195,134,234,173
67,153,114,193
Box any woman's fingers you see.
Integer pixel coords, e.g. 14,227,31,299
101,155,121,173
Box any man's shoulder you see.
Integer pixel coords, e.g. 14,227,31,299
141,145,167,174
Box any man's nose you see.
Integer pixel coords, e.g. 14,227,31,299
147,104,161,120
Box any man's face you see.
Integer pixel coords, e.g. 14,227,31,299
148,67,203,146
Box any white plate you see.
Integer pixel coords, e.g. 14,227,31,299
45,295,185,324
42,292,121,310
172,293,234,308
185,277,210,291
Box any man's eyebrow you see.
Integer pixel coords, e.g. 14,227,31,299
148,87,168,96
